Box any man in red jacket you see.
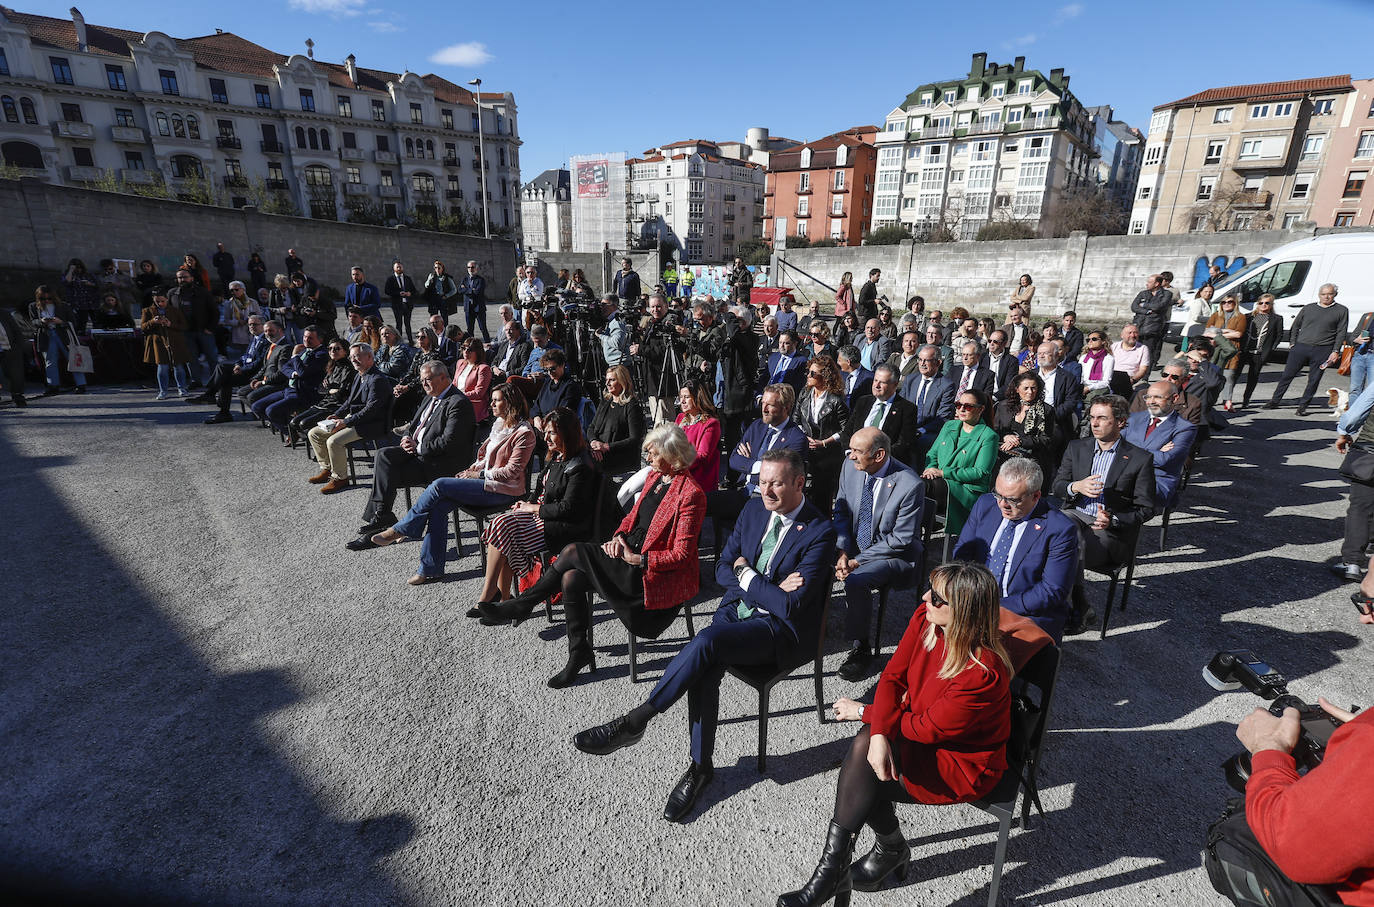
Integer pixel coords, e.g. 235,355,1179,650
1237,698,1374,904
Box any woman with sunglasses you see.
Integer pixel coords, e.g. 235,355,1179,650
834,310,861,350
674,378,722,493
796,355,849,510
807,322,837,362
780,562,1012,906
922,389,997,537
288,340,356,445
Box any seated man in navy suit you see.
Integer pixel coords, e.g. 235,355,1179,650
837,346,872,406
946,340,995,399
831,427,924,680
953,457,1079,642
574,449,837,823
1121,379,1198,509
898,344,955,461
758,330,808,397
709,383,808,525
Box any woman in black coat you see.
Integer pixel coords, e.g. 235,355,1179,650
587,364,647,476
288,340,356,443
992,371,1058,483
1240,296,1284,408
793,354,849,510
474,407,603,608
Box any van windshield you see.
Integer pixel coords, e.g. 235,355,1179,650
1232,259,1311,306
1222,257,1269,286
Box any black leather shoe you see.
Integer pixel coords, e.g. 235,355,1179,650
12,395,26,408
478,594,538,626
850,829,911,892
1262,401,1279,410
345,536,380,551
1063,606,1098,636
357,512,398,536
548,648,598,689
1330,562,1364,582
837,643,872,682
573,715,645,756
203,412,232,424
663,762,713,823
778,821,857,906
185,394,215,404
1295,406,1309,417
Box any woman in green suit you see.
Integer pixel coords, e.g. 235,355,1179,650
922,388,997,536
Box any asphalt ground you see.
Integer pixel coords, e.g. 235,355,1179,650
2,368,1371,907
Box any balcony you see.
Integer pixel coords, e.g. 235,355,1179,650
340,147,365,161
343,182,369,196
1232,188,1273,208
723,213,735,221
261,140,285,154
110,125,146,144
443,154,459,167
471,159,482,170
66,165,103,181
374,150,398,164
265,178,289,191
215,135,241,150
445,189,463,199
970,121,1003,135
121,168,159,184
222,175,248,188
795,209,811,218
53,121,94,139
724,193,736,201
377,184,402,198
724,233,735,242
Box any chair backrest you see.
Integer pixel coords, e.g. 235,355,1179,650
1007,643,1061,771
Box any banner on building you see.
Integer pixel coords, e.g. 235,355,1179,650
576,160,609,198
571,152,627,253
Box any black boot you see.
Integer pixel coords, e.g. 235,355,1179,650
548,645,597,689
850,828,911,892
778,822,856,907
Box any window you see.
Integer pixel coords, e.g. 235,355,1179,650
1131,219,1145,235
51,57,73,85
1139,185,1152,200
1250,104,1269,118
346,166,361,184
186,116,199,139
1313,98,1334,116
19,97,36,125
1213,107,1233,124
1299,134,1325,161
1336,213,1356,227
1233,213,1254,230
267,161,284,183
1017,80,1031,96
411,173,436,193
159,69,179,95
1239,139,1262,160
255,85,272,108
380,170,394,187
170,155,202,178
800,147,812,168
920,169,943,190
404,137,414,158
372,99,386,121
1291,177,1311,199
410,102,423,124
831,196,844,215
320,129,331,151
1023,137,1048,160
876,169,900,190
1345,171,1368,198
799,172,810,192
943,89,956,104
1196,177,1216,200
1204,140,1225,164
1149,111,1170,134
342,131,356,149
225,159,243,181
971,140,994,161
1355,131,1374,159
155,112,169,136
441,108,453,129
796,220,808,237
1189,215,1208,232
170,115,186,138
71,147,93,167
60,103,82,123
337,95,352,117
105,65,127,91
299,89,315,112
991,83,1005,98
498,146,506,166
447,174,460,194
1274,102,1293,117
125,151,144,170
114,108,135,127
471,111,480,131
1017,161,1048,188
376,135,389,152
949,169,964,182
0,49,8,76
1143,145,1163,166
797,197,809,216
203,78,225,104
1006,108,1023,124
1282,213,1302,228
967,165,994,190
834,170,845,190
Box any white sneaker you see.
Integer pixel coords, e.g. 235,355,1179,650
156,391,168,400
176,389,188,397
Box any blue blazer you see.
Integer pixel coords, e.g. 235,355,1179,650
344,281,382,320
953,494,1079,643
281,346,329,399
898,373,955,440
832,460,925,564
843,367,873,406
332,366,396,438
715,497,838,658
760,351,808,395
1122,410,1197,508
729,418,809,488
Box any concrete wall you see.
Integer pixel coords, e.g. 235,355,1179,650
0,177,516,307
774,226,1374,326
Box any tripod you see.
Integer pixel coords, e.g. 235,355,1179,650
648,328,684,425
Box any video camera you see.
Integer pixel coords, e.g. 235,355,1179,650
1203,650,1344,792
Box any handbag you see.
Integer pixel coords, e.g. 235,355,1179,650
66,328,95,374
1338,444,1374,485
1338,344,1355,377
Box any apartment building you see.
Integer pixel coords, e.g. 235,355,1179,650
764,126,878,246
1085,105,1143,216
520,168,571,253
0,7,521,229
1309,78,1374,228
1128,75,1354,235
625,137,765,263
872,52,1097,239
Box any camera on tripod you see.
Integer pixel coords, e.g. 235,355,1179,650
1203,650,1344,792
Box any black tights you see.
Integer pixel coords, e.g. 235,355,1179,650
832,727,916,835
518,543,593,620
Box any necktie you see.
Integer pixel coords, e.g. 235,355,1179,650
856,474,877,548
988,518,1020,591
738,513,784,619
868,400,886,428
773,356,790,384
958,368,971,394
1145,417,1160,438
916,379,930,411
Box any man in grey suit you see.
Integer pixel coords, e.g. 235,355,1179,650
899,344,955,462
831,426,926,680
348,360,476,546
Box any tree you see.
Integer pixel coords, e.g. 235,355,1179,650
1042,185,1128,237
808,237,838,248
344,196,387,226
976,220,1037,241
737,238,772,266
785,233,811,249
863,224,912,245
1186,183,1273,233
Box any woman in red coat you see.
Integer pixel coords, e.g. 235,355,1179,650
778,562,1012,907
479,423,706,689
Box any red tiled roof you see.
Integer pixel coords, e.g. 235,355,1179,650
3,6,142,58
181,31,284,79
661,139,719,149
1158,75,1353,110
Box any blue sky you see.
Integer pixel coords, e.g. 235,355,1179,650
45,0,1374,177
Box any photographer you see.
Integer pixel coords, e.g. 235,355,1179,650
1232,699,1374,903
597,294,629,367
631,292,687,424
685,302,727,378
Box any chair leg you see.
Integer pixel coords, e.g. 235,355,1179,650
756,688,770,774
1100,574,1120,641
1159,510,1171,552
813,657,825,724
1120,559,1137,612
986,807,1013,907
628,633,639,684
347,445,355,478
404,486,413,512
874,590,889,657
684,604,696,639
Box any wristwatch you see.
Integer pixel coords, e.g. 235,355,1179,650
733,562,749,582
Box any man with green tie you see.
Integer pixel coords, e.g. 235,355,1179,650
572,448,838,823
841,363,921,468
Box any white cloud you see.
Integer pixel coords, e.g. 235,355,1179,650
289,0,366,14
368,20,401,33
1002,32,1038,49
1056,3,1084,21
429,42,493,67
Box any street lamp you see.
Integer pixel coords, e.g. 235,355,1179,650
467,77,491,239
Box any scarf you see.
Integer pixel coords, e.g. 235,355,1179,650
1082,347,1109,381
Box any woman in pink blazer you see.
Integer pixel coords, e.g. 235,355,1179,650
452,338,492,422
374,382,534,585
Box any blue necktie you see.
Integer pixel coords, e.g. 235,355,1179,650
988,518,1020,591
916,378,930,411
856,474,877,549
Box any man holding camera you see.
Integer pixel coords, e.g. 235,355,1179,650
631,293,686,424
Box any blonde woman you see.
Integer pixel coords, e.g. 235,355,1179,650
587,365,647,474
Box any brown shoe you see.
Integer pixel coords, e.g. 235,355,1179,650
320,477,350,494
308,468,333,484
407,573,441,586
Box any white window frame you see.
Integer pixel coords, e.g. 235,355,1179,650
1204,140,1225,165
1354,131,1374,159
1213,107,1233,124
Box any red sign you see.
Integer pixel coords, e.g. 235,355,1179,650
576,160,608,198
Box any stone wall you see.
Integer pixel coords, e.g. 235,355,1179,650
774,226,1374,326
0,177,516,308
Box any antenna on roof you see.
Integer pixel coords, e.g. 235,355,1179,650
305,37,314,60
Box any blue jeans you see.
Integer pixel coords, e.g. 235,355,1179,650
392,478,516,577
1350,350,1374,401
184,330,219,383
156,363,189,394
44,331,86,387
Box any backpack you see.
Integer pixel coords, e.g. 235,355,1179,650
1203,798,1341,907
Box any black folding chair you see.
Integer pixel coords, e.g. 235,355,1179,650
1089,530,1143,640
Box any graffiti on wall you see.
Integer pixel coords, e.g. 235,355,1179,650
1192,255,1248,289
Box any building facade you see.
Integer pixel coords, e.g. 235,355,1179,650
1128,75,1354,235
520,168,570,253
765,126,878,246
625,138,766,263
872,53,1097,240
0,7,521,231
1085,105,1142,217
1309,78,1374,228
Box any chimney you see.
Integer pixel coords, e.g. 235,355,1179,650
345,53,358,86
970,52,987,79
304,38,314,60
1061,74,1070,89
215,28,223,34
1049,67,1065,84
70,7,87,51
1014,55,1025,72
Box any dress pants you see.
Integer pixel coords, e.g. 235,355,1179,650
264,389,318,431
1140,333,1164,374
465,305,490,342
390,478,515,577
183,330,219,383
843,558,919,643
244,380,286,411
308,424,363,480
251,387,289,421
1341,481,1374,564
1065,508,1134,617
647,604,787,765
1,340,25,400
364,447,438,522
210,362,253,413
1268,342,1330,408
391,302,414,343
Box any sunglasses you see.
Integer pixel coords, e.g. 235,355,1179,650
1355,594,1373,617
928,590,949,608
808,370,825,378
954,401,982,411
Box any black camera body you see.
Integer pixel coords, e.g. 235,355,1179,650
1204,650,1344,792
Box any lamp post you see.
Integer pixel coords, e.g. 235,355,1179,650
467,77,491,239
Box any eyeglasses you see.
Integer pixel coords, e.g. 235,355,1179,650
992,492,1026,506
954,401,982,411
466,265,477,269
928,590,949,608
807,370,824,378
1163,372,1185,381
1356,596,1373,617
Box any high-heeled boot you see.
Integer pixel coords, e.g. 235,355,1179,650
547,642,597,688
777,821,856,907
850,827,910,892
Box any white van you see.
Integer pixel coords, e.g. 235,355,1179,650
1166,232,1374,347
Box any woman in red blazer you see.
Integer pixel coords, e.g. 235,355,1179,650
479,423,706,689
779,562,1012,907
